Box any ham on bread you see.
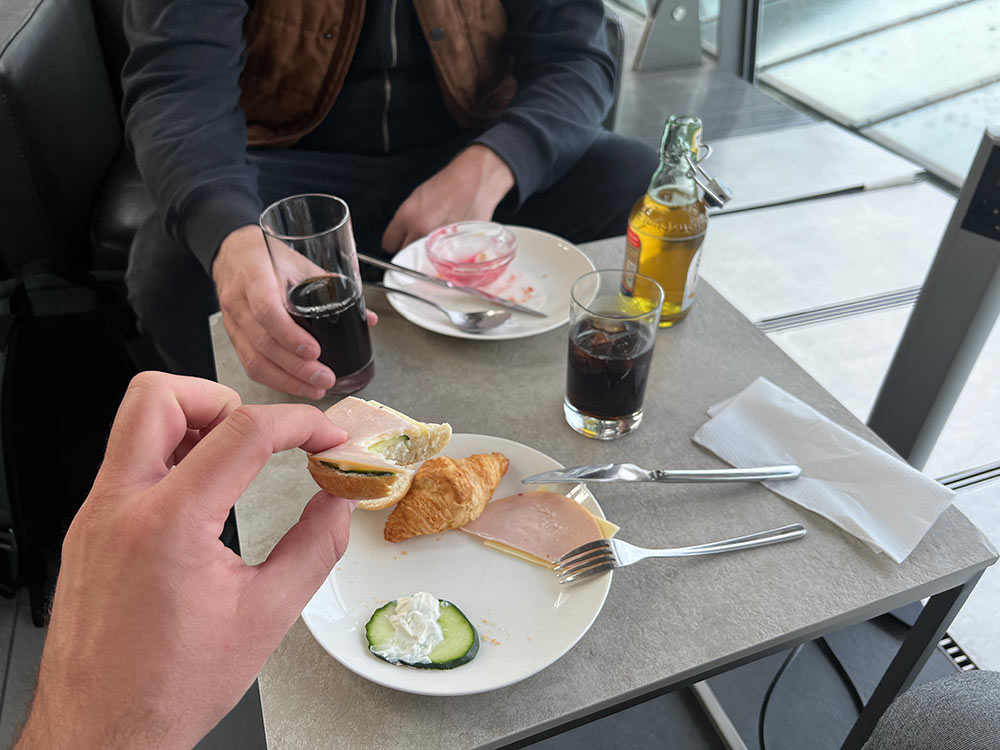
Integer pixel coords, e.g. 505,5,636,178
308,398,451,510
462,491,618,566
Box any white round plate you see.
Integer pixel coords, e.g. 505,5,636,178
301,433,612,696
383,226,595,340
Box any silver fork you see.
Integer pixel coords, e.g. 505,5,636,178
553,523,807,585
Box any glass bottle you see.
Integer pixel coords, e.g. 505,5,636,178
624,115,708,327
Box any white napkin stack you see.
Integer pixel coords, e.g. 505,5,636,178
692,377,955,563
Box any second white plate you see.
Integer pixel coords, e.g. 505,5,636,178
384,226,596,340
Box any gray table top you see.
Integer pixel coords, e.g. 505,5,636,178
211,236,996,750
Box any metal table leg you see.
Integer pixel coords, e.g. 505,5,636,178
692,681,750,750
840,572,984,750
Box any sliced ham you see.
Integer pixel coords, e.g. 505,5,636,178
306,398,451,510
311,397,415,469
461,491,603,563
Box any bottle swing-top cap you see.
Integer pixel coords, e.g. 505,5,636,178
661,115,732,209
684,145,733,209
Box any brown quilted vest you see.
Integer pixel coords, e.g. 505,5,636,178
239,0,518,147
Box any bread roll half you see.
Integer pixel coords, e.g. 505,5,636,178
307,397,451,510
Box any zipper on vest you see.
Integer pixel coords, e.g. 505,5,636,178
382,0,400,154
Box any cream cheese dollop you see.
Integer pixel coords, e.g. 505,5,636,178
370,592,444,664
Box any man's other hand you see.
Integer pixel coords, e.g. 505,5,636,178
15,373,354,750
381,145,515,254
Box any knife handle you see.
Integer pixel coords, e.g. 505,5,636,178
649,465,801,482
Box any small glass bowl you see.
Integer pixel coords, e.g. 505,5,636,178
425,222,517,288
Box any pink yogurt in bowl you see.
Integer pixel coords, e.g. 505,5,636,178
425,222,517,288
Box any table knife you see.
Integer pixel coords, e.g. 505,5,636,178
522,463,802,484
357,252,547,318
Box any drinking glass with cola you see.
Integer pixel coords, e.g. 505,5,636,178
564,269,664,439
260,194,374,395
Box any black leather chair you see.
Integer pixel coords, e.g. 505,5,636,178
89,0,158,270
0,0,152,278
0,0,624,279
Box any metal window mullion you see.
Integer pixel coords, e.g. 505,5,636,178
717,0,761,82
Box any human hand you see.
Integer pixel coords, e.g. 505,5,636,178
15,372,354,750
214,226,376,399
381,144,515,254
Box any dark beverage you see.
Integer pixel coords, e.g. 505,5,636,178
288,275,373,377
566,318,655,419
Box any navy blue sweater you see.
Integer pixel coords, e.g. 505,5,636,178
122,0,616,273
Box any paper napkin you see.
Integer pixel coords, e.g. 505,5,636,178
692,377,955,563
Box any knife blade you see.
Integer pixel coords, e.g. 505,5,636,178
357,252,547,318
522,463,802,484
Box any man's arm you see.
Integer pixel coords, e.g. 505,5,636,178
122,0,260,274
475,0,616,204
124,1,372,399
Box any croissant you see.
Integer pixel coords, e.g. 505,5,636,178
384,453,509,543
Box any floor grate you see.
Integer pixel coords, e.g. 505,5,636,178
755,286,921,333
924,463,997,674
939,634,979,671
937,460,1000,493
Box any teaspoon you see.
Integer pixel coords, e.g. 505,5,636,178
366,282,513,333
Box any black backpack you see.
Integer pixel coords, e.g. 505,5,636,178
0,262,154,624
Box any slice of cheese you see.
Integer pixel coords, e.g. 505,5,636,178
310,455,407,473
593,516,620,539
482,540,551,567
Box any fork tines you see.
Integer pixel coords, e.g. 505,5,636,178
553,539,617,584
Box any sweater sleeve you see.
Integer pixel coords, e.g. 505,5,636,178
122,0,261,274
473,0,616,206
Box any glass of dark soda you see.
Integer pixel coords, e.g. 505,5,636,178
564,269,664,439
260,194,374,395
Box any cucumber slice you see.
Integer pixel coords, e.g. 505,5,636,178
365,601,399,648
427,601,480,668
370,433,410,457
366,598,479,670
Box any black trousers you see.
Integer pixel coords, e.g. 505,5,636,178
126,130,658,379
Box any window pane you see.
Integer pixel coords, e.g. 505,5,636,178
754,0,1000,185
